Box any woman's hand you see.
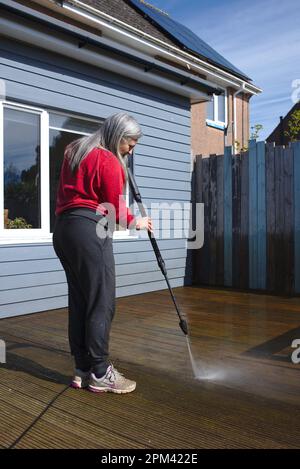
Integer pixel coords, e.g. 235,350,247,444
135,217,153,233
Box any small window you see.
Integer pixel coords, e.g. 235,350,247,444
217,94,225,123
207,97,214,121
206,91,226,128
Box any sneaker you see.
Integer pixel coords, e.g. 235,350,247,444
88,364,136,394
70,369,90,389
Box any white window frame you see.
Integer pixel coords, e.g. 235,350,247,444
0,102,138,244
49,110,137,240
206,87,227,130
0,100,50,243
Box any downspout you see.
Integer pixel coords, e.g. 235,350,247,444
233,83,246,154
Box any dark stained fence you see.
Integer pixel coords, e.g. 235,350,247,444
192,139,300,296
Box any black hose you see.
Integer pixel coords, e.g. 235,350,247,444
127,166,188,336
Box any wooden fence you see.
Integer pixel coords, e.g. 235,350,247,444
192,139,300,296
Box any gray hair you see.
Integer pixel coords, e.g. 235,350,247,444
65,112,142,184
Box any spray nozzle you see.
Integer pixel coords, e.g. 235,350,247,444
179,319,188,336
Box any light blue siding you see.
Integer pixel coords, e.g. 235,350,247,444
0,37,192,319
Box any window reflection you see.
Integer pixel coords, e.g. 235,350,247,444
207,97,214,121
4,108,41,229
218,94,225,123
49,113,100,134
49,129,85,232
49,114,102,232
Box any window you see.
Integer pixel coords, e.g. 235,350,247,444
0,102,136,243
218,93,225,123
49,112,133,237
206,90,227,129
49,112,101,233
3,107,41,229
0,102,48,240
207,98,214,121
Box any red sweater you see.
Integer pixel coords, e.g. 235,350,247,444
55,147,136,228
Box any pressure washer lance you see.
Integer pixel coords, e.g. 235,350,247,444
127,166,188,336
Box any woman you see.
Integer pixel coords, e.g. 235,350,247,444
53,112,153,394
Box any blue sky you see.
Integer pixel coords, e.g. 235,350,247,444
147,0,300,140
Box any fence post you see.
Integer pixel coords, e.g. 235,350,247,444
257,140,267,289
224,145,232,286
292,141,300,293
192,155,203,284
249,139,258,289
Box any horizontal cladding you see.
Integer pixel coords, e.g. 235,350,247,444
0,35,191,318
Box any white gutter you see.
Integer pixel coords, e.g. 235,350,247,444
30,0,260,96
0,13,210,103
233,83,246,154
59,0,262,96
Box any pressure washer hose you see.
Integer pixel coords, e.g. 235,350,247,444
127,166,188,336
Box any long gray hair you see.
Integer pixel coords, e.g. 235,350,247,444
65,112,142,184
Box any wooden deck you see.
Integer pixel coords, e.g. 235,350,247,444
0,286,300,449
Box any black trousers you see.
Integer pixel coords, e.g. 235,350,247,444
52,207,116,376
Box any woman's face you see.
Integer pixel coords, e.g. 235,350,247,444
119,138,138,157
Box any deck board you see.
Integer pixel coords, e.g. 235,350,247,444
0,286,300,448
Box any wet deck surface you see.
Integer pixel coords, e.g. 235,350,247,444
0,286,300,448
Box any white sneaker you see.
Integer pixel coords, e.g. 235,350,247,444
88,364,136,394
70,369,90,389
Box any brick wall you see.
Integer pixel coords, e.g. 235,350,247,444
191,88,250,158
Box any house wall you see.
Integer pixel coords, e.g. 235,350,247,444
191,88,250,158
0,35,192,319
235,91,250,151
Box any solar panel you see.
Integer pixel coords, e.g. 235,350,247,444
129,0,251,81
